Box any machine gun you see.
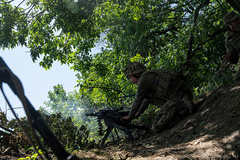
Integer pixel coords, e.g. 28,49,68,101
85,107,149,147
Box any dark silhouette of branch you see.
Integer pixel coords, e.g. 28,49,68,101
193,28,227,52
13,0,25,12
178,28,227,72
182,0,210,72
145,27,179,39
0,124,15,134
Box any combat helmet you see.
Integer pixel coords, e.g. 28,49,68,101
123,62,146,78
223,11,240,25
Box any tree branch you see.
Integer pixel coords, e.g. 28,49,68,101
0,124,15,134
183,0,210,71
145,27,179,39
13,0,25,12
178,28,227,71
0,130,11,137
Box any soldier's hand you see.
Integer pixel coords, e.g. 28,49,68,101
121,116,132,121
222,53,232,61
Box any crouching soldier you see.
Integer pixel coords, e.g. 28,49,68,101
222,11,240,81
121,62,194,133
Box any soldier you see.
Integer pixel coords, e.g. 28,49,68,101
121,62,194,133
222,11,240,81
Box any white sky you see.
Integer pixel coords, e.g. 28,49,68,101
0,47,78,120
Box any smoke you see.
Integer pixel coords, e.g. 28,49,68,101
43,98,100,135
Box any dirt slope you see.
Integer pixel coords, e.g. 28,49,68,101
79,81,240,160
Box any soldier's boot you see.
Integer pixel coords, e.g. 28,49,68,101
234,69,240,82
172,95,193,115
181,94,194,115
168,108,189,129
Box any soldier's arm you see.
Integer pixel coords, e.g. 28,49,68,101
137,98,150,115
224,33,239,64
128,88,149,118
128,74,155,118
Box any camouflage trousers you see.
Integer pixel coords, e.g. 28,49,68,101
152,94,192,133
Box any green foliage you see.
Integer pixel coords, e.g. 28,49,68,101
43,84,87,123
0,110,7,126
18,151,42,160
42,84,99,140
0,0,101,70
39,110,89,149
0,112,33,151
7,116,30,134
0,1,28,48
5,110,89,150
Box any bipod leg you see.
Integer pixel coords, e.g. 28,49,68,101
111,130,115,141
100,125,113,147
111,128,120,142
114,128,120,140
111,123,134,142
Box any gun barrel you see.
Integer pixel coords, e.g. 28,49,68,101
85,113,98,116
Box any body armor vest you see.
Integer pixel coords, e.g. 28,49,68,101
225,31,240,51
138,69,180,102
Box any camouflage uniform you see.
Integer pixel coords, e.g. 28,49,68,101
223,12,240,81
123,62,193,133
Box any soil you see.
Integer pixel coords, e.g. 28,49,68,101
2,81,240,160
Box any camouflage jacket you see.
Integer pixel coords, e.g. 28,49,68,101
128,69,193,117
224,29,240,64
